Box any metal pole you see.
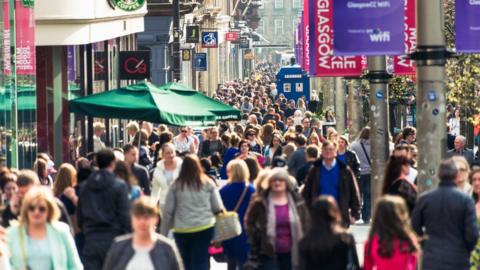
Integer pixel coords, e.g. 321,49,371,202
335,77,346,133
9,0,18,168
347,78,363,141
366,56,390,206
172,0,181,81
411,0,449,192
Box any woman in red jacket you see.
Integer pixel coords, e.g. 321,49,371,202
364,195,419,270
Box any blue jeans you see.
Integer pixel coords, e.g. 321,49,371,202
174,227,214,270
359,174,371,222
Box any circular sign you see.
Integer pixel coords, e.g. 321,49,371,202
112,0,145,11
375,90,384,100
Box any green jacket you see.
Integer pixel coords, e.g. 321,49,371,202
7,222,83,270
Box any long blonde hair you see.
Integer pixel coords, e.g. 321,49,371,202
53,163,77,197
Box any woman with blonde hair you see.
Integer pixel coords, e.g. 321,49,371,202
6,186,83,269
152,142,183,209
220,160,256,269
308,131,321,147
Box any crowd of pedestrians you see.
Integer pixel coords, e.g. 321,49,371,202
0,63,478,270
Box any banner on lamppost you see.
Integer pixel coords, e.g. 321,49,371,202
311,0,362,77
15,0,36,75
393,0,416,75
302,0,310,73
298,16,305,69
2,1,11,76
455,0,480,53
332,0,404,56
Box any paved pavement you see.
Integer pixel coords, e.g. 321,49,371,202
210,224,370,269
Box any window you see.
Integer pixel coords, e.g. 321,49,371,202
274,0,284,9
284,83,291,92
257,20,265,34
274,19,284,35
292,0,302,9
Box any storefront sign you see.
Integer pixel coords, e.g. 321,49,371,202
393,0,416,75
239,36,250,49
201,32,218,48
333,0,404,56
119,51,150,80
182,50,191,61
186,26,200,43
311,0,362,77
225,32,239,42
193,53,207,71
456,0,480,52
111,0,145,11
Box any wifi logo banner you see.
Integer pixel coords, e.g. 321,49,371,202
332,0,404,56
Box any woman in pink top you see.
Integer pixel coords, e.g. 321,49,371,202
364,195,419,270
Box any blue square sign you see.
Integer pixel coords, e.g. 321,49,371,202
201,32,218,48
193,53,207,71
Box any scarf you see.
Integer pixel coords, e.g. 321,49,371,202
266,192,304,269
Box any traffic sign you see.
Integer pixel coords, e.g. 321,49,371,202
193,53,207,71
201,32,219,48
186,26,200,43
239,36,250,49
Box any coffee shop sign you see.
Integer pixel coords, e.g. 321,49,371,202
109,0,145,11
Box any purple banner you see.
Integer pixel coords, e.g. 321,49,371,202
456,0,480,53
333,0,404,56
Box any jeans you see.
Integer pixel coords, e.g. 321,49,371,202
258,253,291,270
82,238,113,270
174,227,214,270
359,174,371,222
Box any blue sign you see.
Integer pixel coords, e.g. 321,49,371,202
193,53,207,71
201,32,218,48
375,90,384,100
276,65,310,102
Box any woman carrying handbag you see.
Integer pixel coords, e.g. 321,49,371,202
219,160,256,270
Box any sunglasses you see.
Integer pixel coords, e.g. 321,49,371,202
180,130,187,133
28,205,47,213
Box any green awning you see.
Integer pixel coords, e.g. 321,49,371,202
69,82,240,126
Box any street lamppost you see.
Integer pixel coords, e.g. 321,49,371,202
9,0,18,168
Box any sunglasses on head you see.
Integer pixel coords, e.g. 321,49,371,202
28,205,47,213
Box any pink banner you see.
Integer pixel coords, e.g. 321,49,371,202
3,1,11,76
393,0,416,75
302,0,310,73
311,0,362,77
15,0,36,75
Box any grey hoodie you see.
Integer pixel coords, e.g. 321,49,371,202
350,139,371,175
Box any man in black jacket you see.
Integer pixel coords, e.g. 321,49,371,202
78,149,132,270
123,144,151,195
302,141,360,228
411,159,479,270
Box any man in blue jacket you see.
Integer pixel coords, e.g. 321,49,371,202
411,159,479,270
78,149,132,270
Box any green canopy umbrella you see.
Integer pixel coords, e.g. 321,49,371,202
69,82,240,126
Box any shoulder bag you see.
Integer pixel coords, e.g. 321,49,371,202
213,186,249,242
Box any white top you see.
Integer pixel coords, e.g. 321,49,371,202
173,136,193,154
448,118,460,136
406,166,418,184
126,245,155,270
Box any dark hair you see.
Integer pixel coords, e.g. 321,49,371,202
97,149,116,169
176,155,210,191
471,168,480,203
381,156,411,195
299,196,349,265
295,134,307,146
244,157,260,182
230,134,241,148
210,152,222,168
358,127,370,141
305,145,319,159
402,126,416,139
0,171,17,191
238,139,249,149
114,161,137,189
295,125,304,134
438,159,458,183
368,195,418,258
200,158,212,173
123,144,136,154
